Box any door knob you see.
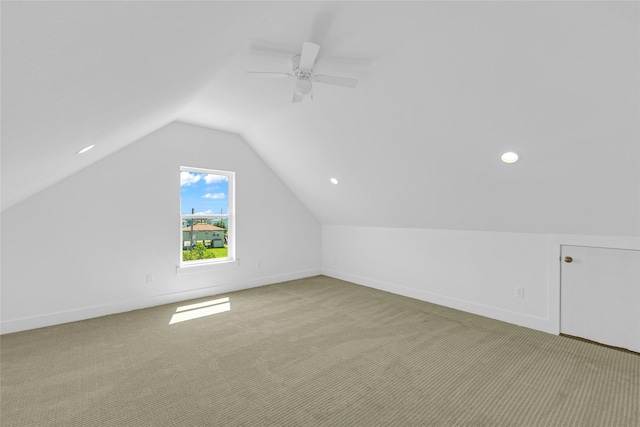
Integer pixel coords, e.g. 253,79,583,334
564,256,573,263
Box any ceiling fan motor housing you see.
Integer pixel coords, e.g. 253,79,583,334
291,54,313,95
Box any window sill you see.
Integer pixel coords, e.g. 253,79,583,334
176,259,239,275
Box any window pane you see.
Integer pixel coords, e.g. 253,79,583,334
180,168,233,265
180,171,229,215
182,217,228,262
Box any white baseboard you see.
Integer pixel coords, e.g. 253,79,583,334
322,268,555,334
0,269,321,335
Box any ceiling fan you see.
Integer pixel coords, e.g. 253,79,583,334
246,42,358,103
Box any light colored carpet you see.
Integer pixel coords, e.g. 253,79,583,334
1,275,639,426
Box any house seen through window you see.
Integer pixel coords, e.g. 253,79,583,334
180,167,234,265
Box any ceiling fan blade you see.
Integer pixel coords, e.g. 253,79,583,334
245,71,293,78
299,42,320,69
292,90,304,103
313,74,358,88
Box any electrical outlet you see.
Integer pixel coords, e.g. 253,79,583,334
146,274,153,284
515,287,524,298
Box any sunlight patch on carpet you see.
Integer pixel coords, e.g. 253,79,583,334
170,297,230,324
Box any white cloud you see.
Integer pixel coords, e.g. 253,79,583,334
202,193,226,199
195,209,214,215
204,174,228,184
180,171,202,186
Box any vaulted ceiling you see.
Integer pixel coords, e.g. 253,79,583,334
2,1,638,235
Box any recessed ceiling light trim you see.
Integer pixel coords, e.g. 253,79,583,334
501,152,519,163
77,144,95,155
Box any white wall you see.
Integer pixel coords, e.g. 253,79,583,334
0,122,321,333
322,225,640,334
2,121,636,337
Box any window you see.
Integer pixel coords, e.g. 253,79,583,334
180,167,235,266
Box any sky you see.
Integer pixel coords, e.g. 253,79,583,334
180,171,229,215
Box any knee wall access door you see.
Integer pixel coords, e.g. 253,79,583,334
560,245,640,352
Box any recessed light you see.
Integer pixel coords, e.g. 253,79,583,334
501,152,519,163
77,144,95,154
330,178,339,185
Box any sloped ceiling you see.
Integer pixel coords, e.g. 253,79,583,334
2,1,639,236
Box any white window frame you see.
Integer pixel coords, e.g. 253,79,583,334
178,166,236,269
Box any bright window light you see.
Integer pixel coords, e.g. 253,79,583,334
501,152,519,163
180,166,235,266
176,297,229,313
330,178,339,185
169,297,230,324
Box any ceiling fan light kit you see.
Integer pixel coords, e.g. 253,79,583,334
246,41,358,103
